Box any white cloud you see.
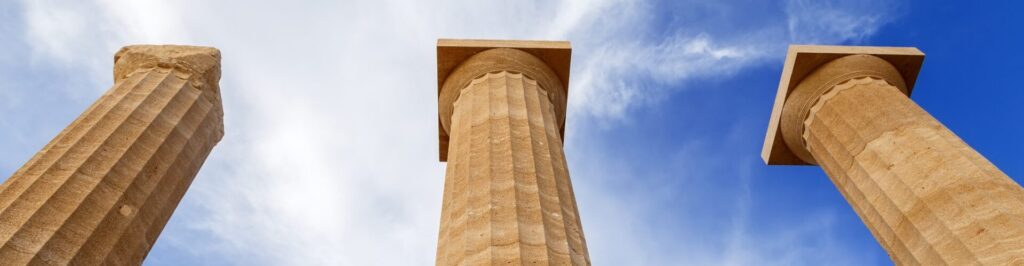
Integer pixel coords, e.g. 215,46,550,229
20,0,191,98
10,0,901,265
22,1,92,64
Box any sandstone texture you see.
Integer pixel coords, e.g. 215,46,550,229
435,40,589,265
0,45,224,265
765,45,1024,264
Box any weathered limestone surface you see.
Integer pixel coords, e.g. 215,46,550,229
0,45,223,265
436,45,589,265
771,50,1024,264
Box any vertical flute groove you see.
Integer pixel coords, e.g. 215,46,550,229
0,70,161,222
0,71,145,214
802,77,1024,264
33,71,196,264
0,71,178,261
436,71,589,265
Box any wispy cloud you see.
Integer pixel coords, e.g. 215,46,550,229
565,0,903,121
569,33,765,119
785,0,904,44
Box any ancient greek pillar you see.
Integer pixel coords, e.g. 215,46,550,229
435,40,589,265
763,45,1024,264
0,45,223,265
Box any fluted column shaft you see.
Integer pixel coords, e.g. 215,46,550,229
436,70,588,265
0,45,223,265
790,56,1024,264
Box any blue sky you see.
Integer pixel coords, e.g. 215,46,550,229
1,0,1022,265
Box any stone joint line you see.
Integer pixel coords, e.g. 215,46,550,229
453,70,554,112
800,75,893,153
130,63,209,92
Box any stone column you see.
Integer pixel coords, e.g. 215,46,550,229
763,45,1024,264
435,40,589,265
0,45,223,265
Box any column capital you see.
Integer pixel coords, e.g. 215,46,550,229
114,45,222,94
436,39,571,161
761,45,925,165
